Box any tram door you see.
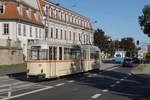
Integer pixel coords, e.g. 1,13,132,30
49,47,57,78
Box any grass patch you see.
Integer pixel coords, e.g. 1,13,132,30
133,64,146,73
0,63,27,69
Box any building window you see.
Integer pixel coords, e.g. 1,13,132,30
18,24,21,36
73,32,75,41
61,11,63,21
64,31,67,40
50,8,53,17
0,3,4,14
56,10,58,19
79,33,81,41
39,29,41,38
65,14,67,22
60,29,63,40
56,29,58,39
23,24,26,36
34,12,39,21
35,28,38,38
69,31,71,40
18,6,23,16
30,27,32,37
50,27,53,38
3,23,9,35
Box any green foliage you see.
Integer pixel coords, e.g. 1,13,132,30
139,5,150,36
94,28,115,56
0,63,27,69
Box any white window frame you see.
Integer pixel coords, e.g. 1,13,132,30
3,23,9,35
18,23,21,36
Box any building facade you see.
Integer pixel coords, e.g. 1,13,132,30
0,0,94,60
0,0,44,58
38,0,94,45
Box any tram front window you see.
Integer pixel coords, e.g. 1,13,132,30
30,48,48,60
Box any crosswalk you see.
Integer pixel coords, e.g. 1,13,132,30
0,77,46,100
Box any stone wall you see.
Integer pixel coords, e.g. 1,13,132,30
0,39,23,65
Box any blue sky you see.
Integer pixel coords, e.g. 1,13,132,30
50,0,150,44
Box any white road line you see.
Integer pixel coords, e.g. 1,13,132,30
91,94,102,99
124,77,127,79
0,81,25,88
116,81,120,84
0,76,9,79
68,80,75,83
128,73,132,76
110,84,115,87
102,89,109,92
55,83,65,87
120,79,124,81
107,67,119,71
2,86,54,100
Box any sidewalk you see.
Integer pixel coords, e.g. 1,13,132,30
132,64,150,79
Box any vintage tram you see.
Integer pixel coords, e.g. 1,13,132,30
27,40,101,79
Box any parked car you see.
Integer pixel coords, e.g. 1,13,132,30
122,58,133,67
132,57,140,64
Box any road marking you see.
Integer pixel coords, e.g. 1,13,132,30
110,84,115,87
91,94,102,99
128,73,132,76
116,81,120,84
120,79,124,81
0,76,9,79
2,86,54,100
68,80,75,83
124,76,127,79
107,67,119,71
0,81,25,88
102,89,109,92
55,83,65,87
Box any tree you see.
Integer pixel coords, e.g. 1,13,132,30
139,5,150,36
120,37,137,57
94,28,115,56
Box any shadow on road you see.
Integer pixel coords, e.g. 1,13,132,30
6,65,150,100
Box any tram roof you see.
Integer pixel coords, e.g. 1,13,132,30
28,40,100,51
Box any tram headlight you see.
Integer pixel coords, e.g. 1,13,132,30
41,69,43,73
27,69,29,73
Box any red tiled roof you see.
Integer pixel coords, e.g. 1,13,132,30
0,1,44,27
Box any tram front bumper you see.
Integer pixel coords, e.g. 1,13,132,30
27,73,46,79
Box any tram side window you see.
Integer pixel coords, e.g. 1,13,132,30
31,49,39,60
39,49,48,60
53,47,57,60
49,47,53,60
30,48,48,60
90,51,99,59
59,47,62,60
64,48,70,60
71,49,81,60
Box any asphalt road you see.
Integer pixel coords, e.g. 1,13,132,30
0,64,150,100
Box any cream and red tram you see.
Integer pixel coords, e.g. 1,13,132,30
27,40,101,79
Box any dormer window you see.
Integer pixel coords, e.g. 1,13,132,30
18,5,23,16
43,5,49,16
0,3,5,15
34,12,39,21
27,9,31,19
